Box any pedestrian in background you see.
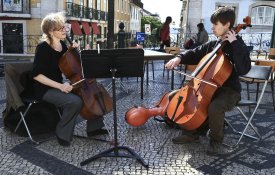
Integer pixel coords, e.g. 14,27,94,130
160,16,172,51
117,22,126,48
190,23,209,49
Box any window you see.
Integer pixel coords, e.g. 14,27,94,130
79,0,84,17
88,0,93,8
104,0,107,11
96,0,101,10
251,6,274,25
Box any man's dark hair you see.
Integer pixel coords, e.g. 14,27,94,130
197,23,204,32
165,16,172,24
119,22,125,30
210,6,235,28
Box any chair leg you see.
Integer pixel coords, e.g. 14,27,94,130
224,107,261,147
15,103,40,144
236,107,261,140
15,102,61,145
271,81,275,110
246,82,250,100
143,62,146,75
256,82,259,101
167,66,170,80
246,82,251,113
162,61,166,78
151,61,154,80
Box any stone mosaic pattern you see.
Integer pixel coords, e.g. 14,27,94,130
0,61,275,175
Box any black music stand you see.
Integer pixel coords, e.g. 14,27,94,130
79,49,148,169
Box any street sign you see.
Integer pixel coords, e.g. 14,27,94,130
136,32,145,42
145,24,151,35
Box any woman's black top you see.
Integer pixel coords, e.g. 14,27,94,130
32,41,68,99
178,36,251,93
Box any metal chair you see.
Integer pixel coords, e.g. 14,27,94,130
14,98,61,144
225,65,272,147
163,47,180,78
17,70,62,144
240,60,275,111
268,48,275,60
254,60,275,110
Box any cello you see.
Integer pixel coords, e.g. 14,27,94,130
58,34,113,120
125,16,252,129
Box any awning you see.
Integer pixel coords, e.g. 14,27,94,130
70,21,82,35
81,21,91,35
91,22,100,35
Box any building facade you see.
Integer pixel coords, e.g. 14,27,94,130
179,0,275,50
0,0,109,55
129,0,143,36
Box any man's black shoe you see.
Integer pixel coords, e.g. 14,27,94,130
87,129,108,137
206,140,233,155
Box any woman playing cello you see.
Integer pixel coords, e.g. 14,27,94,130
31,12,108,146
165,6,251,155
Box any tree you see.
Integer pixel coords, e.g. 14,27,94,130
141,16,162,33
141,16,162,48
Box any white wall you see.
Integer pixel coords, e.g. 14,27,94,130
201,0,266,34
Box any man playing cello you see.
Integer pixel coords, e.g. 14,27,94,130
165,6,251,155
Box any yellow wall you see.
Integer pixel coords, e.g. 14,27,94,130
27,19,42,35
31,0,41,8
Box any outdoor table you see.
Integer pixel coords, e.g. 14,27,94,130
144,50,175,89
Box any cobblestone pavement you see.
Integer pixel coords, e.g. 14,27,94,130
0,61,275,175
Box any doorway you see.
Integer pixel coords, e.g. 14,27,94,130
2,23,23,53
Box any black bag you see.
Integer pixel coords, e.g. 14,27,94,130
4,102,60,137
3,70,60,136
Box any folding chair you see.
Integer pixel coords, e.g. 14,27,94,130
14,99,62,144
268,48,275,60
4,63,61,145
225,65,272,147
254,60,275,110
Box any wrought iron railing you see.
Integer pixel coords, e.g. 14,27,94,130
66,2,108,21
182,33,272,52
0,35,40,54
0,33,272,55
0,0,31,14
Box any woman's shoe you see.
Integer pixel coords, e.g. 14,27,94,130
87,129,108,137
56,136,70,146
172,134,200,144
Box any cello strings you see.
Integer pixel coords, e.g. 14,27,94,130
173,69,218,87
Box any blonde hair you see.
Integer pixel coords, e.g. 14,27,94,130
40,12,66,45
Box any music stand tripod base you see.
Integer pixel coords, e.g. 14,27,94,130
80,49,148,169
80,145,148,168
80,70,148,169
106,78,128,93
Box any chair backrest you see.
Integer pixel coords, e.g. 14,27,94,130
255,60,275,72
164,47,180,55
241,65,272,81
268,48,275,60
